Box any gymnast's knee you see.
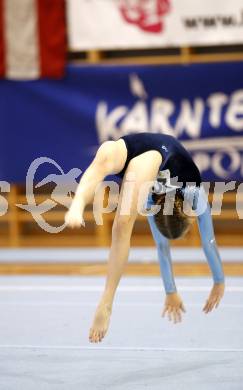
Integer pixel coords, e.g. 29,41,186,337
93,141,117,173
112,215,136,235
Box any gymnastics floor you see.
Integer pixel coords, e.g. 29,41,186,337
0,276,242,390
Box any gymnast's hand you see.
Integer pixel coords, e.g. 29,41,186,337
203,282,225,314
162,292,186,324
64,199,85,228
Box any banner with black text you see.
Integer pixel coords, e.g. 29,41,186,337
67,0,243,50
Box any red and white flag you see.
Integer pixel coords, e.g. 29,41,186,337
0,0,66,79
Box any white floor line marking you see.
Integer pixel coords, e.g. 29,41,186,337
0,345,242,352
0,285,242,292
0,302,242,308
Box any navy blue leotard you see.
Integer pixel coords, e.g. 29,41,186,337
117,132,224,293
118,132,201,186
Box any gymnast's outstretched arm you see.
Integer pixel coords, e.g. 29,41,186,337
147,193,186,324
197,205,225,284
192,188,225,313
147,194,176,294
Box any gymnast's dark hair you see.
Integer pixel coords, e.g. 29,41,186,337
152,190,191,240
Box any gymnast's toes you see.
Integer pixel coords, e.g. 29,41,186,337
89,328,104,343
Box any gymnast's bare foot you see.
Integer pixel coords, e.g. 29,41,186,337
65,199,85,228
89,303,112,343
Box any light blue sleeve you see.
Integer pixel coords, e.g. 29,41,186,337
193,188,225,284
146,193,177,294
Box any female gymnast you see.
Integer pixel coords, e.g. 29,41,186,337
65,132,225,343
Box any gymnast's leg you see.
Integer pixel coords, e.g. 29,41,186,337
89,151,162,343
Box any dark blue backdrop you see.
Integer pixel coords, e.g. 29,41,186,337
1,62,243,183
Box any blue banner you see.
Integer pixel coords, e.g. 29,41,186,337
0,62,243,182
